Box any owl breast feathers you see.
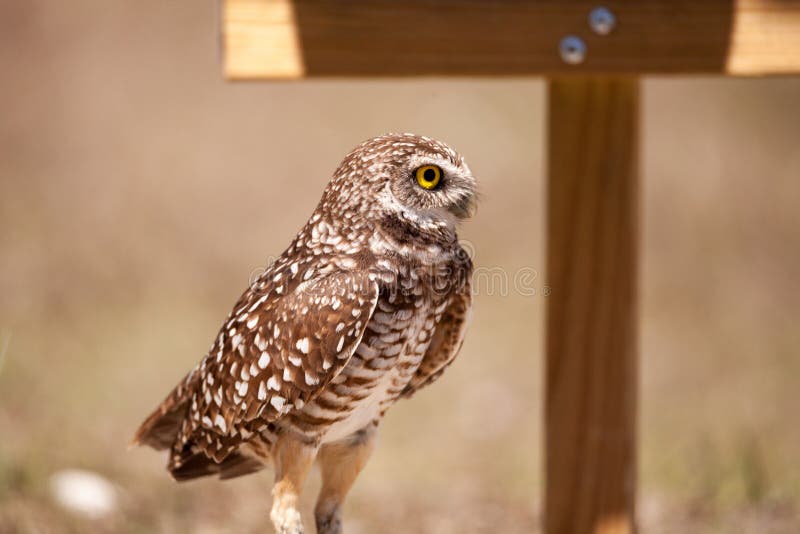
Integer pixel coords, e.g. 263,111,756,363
133,133,476,482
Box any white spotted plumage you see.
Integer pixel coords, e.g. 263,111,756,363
133,133,475,491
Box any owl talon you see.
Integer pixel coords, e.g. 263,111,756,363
315,516,342,534
314,502,343,534
271,505,304,534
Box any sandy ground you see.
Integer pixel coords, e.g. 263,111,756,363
1,2,799,532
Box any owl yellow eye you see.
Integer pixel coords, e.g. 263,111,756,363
414,165,442,190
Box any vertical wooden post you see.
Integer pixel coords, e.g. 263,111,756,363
544,78,639,534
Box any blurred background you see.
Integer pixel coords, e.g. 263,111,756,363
1,2,799,533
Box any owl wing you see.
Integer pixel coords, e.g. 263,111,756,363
401,262,473,398
198,270,379,431
135,268,379,465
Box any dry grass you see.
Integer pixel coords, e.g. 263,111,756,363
1,1,799,532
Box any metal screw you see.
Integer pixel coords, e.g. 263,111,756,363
559,36,586,65
589,6,616,35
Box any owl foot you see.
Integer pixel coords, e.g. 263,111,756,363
271,504,304,534
314,501,343,534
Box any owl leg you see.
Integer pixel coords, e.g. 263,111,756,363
270,432,319,534
314,422,378,534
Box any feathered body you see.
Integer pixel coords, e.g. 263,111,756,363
133,134,475,533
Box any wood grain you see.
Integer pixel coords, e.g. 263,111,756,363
223,0,800,79
545,78,639,534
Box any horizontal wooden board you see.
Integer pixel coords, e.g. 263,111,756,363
223,0,800,79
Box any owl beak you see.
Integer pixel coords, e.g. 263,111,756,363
449,195,477,219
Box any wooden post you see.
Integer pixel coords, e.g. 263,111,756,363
545,78,639,534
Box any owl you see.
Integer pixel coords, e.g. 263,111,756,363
133,133,476,534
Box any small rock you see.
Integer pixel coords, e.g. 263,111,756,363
50,469,118,519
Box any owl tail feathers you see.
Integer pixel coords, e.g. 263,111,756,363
168,448,265,482
130,397,188,451
131,372,198,451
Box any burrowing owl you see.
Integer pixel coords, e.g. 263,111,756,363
133,133,475,534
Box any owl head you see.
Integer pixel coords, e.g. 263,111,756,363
327,133,477,233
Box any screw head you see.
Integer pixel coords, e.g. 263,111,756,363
589,6,616,35
559,36,586,65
